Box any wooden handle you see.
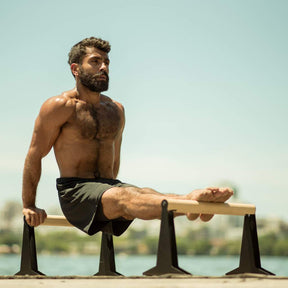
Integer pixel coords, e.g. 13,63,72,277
42,215,73,227
40,201,255,227
167,200,256,216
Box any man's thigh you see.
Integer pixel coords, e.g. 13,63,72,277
101,186,139,220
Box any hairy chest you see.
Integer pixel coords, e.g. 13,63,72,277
73,102,122,140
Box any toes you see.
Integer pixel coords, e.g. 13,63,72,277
206,187,234,202
196,189,214,201
200,214,214,222
190,187,233,203
187,213,199,221
219,187,234,195
206,187,219,193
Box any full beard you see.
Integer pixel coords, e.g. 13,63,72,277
78,67,109,92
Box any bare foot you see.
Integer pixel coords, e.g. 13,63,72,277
186,187,233,222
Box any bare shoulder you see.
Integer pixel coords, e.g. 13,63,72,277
101,94,125,113
39,89,77,118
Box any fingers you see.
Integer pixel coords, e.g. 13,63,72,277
23,208,47,227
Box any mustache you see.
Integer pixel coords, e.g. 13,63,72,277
95,71,109,78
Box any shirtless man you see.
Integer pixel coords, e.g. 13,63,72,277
22,37,233,236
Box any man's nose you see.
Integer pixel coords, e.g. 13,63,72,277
100,62,108,72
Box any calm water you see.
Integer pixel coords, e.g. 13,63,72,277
1,254,287,277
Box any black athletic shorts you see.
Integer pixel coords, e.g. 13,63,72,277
56,177,136,236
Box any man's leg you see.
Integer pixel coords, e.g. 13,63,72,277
101,187,233,222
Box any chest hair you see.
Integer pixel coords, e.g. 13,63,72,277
75,102,121,140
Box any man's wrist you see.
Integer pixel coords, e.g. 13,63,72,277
23,204,36,209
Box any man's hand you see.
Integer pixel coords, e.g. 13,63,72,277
23,207,47,227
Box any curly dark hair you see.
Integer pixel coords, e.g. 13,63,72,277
68,37,111,65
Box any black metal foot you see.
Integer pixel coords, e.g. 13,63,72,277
226,214,274,276
15,217,45,276
94,231,122,276
15,269,45,276
144,265,189,276
143,200,190,276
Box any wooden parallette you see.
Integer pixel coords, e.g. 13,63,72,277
167,199,256,216
143,199,274,276
41,215,73,227
15,216,120,276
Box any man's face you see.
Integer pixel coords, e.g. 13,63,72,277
77,47,110,92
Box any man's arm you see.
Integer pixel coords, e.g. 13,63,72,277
22,96,73,226
112,103,125,178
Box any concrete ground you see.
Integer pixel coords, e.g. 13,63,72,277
1,275,288,288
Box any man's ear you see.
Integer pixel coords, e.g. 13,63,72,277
70,63,79,77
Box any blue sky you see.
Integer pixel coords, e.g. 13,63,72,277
1,0,287,220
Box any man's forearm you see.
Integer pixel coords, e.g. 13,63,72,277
22,153,47,227
22,155,42,208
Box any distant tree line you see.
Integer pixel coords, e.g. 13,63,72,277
1,225,288,256
1,200,288,256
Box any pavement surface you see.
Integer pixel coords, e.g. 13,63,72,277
1,275,288,288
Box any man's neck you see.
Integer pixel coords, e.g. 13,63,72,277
75,82,101,105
